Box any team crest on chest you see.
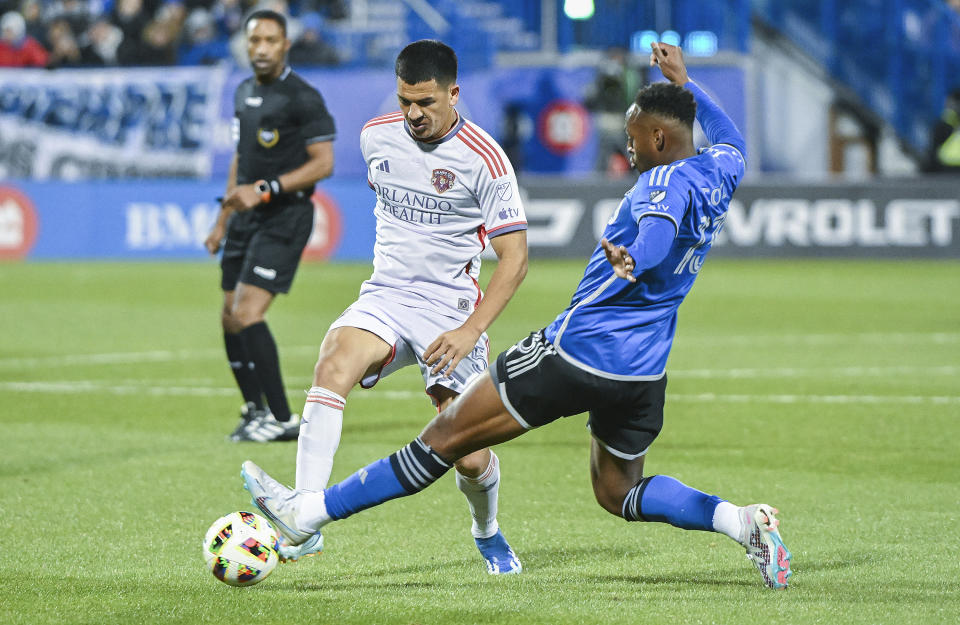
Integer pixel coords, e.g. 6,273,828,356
258,128,279,148
431,168,456,193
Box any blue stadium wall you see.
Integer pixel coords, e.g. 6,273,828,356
2,178,958,260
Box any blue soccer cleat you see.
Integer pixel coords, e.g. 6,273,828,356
241,460,314,547
475,529,522,575
740,504,792,589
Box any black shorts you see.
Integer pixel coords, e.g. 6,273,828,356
489,330,666,459
220,200,314,294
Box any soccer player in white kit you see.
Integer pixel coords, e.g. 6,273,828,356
252,40,528,573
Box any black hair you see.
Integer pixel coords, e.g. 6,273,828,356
395,40,458,86
245,9,287,37
634,82,696,128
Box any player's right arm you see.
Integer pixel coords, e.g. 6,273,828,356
601,216,675,282
650,42,746,159
205,154,239,255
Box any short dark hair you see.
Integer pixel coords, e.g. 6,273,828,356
634,82,696,128
395,40,458,86
245,9,287,37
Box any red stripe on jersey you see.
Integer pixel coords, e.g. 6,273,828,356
477,225,487,252
365,111,403,124
464,260,483,307
486,221,527,236
462,123,506,177
460,125,503,178
362,113,404,132
457,133,498,178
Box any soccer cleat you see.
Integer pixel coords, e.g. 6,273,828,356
475,529,522,575
240,460,313,547
276,532,324,563
229,402,268,441
242,413,301,443
739,504,792,589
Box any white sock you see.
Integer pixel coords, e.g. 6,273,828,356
455,451,500,539
295,490,331,531
712,501,742,542
295,386,345,492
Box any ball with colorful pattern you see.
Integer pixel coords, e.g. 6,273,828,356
203,511,280,586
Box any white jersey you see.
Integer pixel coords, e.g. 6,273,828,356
359,110,527,320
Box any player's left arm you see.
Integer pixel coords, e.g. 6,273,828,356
651,42,746,158
425,230,528,376
276,140,334,192
224,85,336,211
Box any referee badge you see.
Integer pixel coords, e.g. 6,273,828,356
431,168,455,193
258,128,280,148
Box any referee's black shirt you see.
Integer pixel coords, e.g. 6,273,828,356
232,66,336,196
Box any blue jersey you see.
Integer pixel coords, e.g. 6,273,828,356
544,82,745,380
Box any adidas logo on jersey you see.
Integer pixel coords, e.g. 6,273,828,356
376,160,390,173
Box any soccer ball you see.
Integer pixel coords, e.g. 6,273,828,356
203,511,280,586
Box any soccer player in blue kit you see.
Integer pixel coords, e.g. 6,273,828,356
241,42,793,589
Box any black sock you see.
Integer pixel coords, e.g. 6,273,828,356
224,331,263,409
239,321,291,421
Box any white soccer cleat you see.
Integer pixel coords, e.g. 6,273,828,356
240,460,313,547
739,503,792,589
276,532,324,563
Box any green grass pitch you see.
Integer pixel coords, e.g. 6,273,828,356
2,258,958,624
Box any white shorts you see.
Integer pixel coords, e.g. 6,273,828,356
328,292,490,400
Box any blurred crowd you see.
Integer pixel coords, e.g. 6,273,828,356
0,0,345,68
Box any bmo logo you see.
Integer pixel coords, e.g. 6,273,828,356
302,189,343,261
0,187,38,260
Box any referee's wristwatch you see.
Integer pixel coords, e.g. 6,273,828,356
254,179,282,203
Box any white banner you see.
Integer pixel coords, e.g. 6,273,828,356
0,66,226,180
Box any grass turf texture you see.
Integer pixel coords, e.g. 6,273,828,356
1,259,958,624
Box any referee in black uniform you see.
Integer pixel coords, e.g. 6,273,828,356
205,9,335,442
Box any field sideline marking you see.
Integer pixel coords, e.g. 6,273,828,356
3,380,958,405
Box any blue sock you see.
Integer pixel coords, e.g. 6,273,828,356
324,437,451,520
621,475,723,531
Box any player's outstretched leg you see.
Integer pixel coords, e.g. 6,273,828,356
455,450,521,574
621,474,791,588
